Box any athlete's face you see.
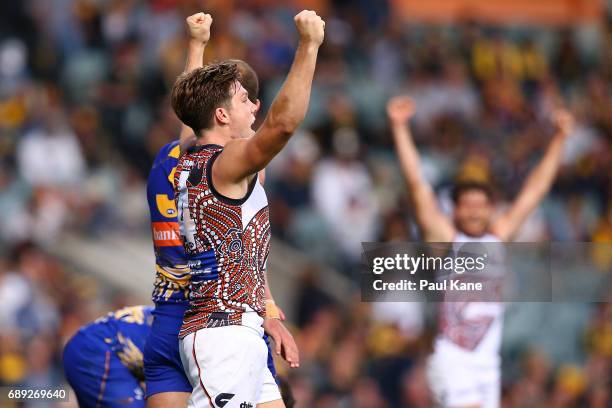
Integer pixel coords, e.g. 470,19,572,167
227,81,257,138
453,190,493,237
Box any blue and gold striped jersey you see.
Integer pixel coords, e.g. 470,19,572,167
147,141,190,304
87,305,154,380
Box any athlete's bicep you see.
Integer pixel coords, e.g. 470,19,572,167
411,184,455,242
490,194,535,242
207,143,256,201
215,124,289,184
421,213,455,242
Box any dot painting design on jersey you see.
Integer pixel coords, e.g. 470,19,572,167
174,146,270,337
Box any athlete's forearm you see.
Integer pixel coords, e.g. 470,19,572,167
259,10,324,149
263,272,283,320
518,110,572,207
391,121,426,189
264,275,274,301
184,40,206,73
228,42,320,178
179,41,207,153
179,12,211,153
492,109,572,241
255,42,319,152
214,11,323,181
523,134,565,198
390,118,455,241
492,133,566,241
269,42,318,130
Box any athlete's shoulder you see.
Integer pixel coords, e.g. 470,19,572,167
186,143,222,156
151,140,180,167
149,141,179,184
160,140,181,159
110,305,154,326
177,143,222,169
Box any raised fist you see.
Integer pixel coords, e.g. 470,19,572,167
294,10,325,47
387,96,415,124
186,12,212,44
552,108,574,138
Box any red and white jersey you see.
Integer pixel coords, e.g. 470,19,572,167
174,144,270,338
434,232,505,369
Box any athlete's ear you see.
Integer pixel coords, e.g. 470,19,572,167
214,107,230,125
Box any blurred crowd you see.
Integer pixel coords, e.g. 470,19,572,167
0,243,610,407
283,271,612,407
0,242,134,407
0,0,611,407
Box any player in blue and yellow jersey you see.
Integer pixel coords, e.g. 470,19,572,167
142,15,209,408
63,306,154,408
144,12,298,408
144,138,193,405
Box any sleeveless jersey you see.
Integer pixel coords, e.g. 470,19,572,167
174,144,270,338
434,232,505,368
147,141,190,304
85,306,154,380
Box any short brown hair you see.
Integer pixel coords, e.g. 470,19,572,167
451,181,494,204
227,59,259,104
171,61,240,133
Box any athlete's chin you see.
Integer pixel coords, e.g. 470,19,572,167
457,220,488,237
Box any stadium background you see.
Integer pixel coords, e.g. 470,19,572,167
0,0,610,407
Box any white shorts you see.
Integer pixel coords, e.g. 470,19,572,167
427,355,500,408
180,324,281,408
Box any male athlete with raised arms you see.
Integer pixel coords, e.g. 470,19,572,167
171,10,324,408
387,96,573,408
144,13,298,408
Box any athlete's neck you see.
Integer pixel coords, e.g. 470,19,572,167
196,128,231,147
456,228,489,239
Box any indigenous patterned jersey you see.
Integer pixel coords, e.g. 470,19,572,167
174,144,270,338
86,306,154,380
147,141,190,304
434,232,504,368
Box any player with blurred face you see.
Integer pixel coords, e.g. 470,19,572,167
171,10,324,408
143,13,296,408
451,182,495,237
387,96,573,408
387,95,573,243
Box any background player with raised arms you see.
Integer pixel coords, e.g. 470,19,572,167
387,96,573,408
144,12,297,408
171,9,324,408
